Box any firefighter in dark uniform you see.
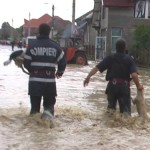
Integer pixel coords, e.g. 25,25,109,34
24,23,66,119
83,38,143,116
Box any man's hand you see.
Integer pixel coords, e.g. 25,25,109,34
56,71,63,79
137,84,144,91
83,67,99,87
83,77,90,87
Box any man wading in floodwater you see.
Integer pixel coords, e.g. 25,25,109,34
83,38,143,116
24,23,66,120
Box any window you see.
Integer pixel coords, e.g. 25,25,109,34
134,0,150,19
102,7,105,19
111,28,122,53
95,36,106,60
135,0,146,18
148,2,150,18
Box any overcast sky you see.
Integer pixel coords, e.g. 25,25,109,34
0,0,94,28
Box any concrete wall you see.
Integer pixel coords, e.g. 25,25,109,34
103,7,134,54
100,6,150,55
109,7,134,52
84,24,97,46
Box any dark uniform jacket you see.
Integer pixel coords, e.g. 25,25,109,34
96,52,137,81
23,36,66,96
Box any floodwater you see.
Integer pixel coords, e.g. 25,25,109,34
1,45,150,150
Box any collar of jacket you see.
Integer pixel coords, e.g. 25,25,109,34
37,35,49,39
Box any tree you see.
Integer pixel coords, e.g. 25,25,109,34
133,24,150,67
16,26,23,38
133,24,150,51
0,22,21,41
0,22,11,40
1,22,11,28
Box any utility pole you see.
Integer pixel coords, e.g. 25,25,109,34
28,12,31,36
51,5,54,38
71,0,75,37
11,18,14,41
12,18,13,27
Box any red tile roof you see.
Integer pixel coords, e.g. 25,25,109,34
24,14,71,29
103,0,134,7
24,14,52,28
23,13,72,37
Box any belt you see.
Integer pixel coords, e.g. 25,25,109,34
109,78,130,85
31,70,55,76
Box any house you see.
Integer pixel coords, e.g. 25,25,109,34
75,10,97,58
75,10,97,46
23,14,72,39
92,0,150,59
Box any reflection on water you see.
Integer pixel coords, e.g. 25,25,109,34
1,45,150,150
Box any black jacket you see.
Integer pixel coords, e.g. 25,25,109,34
24,36,66,96
97,52,137,81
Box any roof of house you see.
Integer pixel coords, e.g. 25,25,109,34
23,14,71,30
103,0,134,7
53,16,71,32
75,10,93,23
24,14,52,28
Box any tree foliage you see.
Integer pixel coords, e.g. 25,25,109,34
0,22,22,41
0,22,11,40
1,22,11,28
133,24,150,51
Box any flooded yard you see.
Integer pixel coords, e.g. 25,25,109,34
1,45,150,150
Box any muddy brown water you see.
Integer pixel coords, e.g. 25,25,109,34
1,45,150,150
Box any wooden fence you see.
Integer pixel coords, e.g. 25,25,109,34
84,45,95,60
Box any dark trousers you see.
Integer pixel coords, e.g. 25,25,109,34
106,82,131,115
30,95,56,114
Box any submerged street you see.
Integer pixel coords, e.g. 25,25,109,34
1,45,150,150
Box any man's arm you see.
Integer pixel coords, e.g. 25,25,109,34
131,72,143,90
56,50,67,79
23,49,32,72
83,66,99,87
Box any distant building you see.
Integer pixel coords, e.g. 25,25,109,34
23,13,72,39
75,10,97,58
92,0,150,59
76,10,97,47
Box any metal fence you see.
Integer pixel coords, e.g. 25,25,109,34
136,50,150,67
